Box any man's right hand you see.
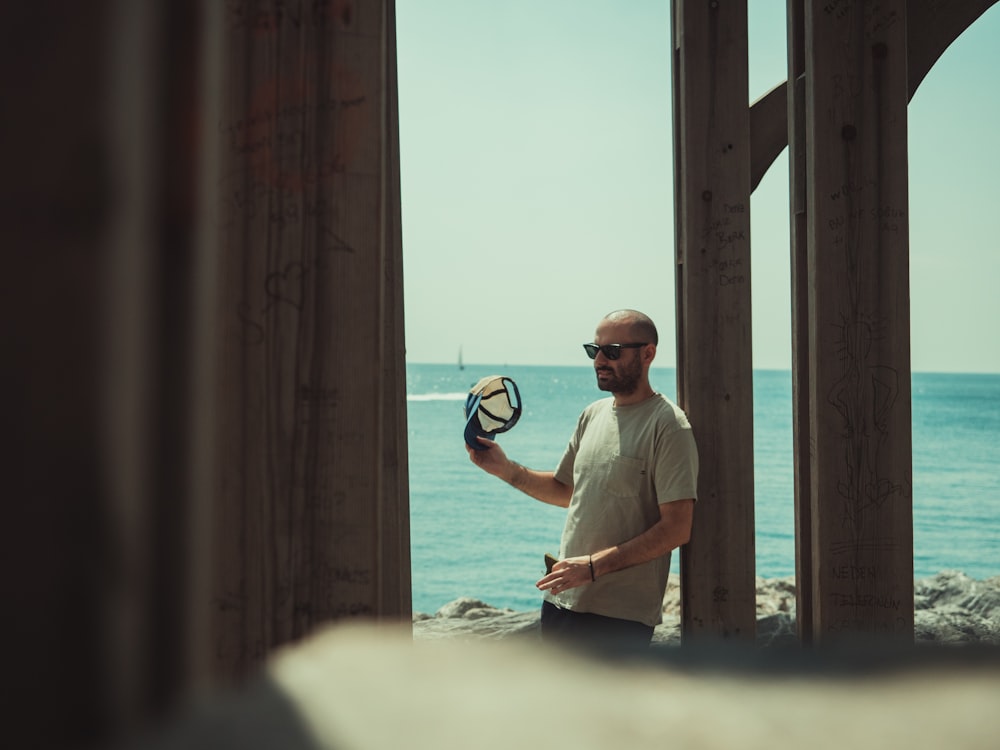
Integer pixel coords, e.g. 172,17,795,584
466,437,513,481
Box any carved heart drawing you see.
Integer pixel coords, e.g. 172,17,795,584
265,262,306,311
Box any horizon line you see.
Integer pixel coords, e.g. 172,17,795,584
405,361,1000,377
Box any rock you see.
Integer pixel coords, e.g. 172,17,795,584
651,615,681,645
912,571,1000,646
413,597,539,641
413,573,1000,646
755,575,797,616
756,612,798,648
434,597,506,619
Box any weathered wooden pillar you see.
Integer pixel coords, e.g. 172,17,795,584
787,0,815,643
108,0,220,722
3,1,217,745
3,7,122,745
751,0,995,645
672,0,756,641
802,0,914,641
211,0,411,680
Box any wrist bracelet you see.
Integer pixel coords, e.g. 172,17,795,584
588,555,596,581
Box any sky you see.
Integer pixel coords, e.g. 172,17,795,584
395,1,1000,373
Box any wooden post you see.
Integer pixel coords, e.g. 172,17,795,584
745,0,996,644
211,0,411,680
803,0,914,641
3,7,122,745
672,0,756,642
3,0,216,744
787,0,815,644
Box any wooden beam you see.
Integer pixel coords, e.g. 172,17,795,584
211,0,411,681
750,82,788,192
3,1,217,743
750,0,999,190
673,0,756,642
803,0,914,642
786,0,814,644
378,4,413,618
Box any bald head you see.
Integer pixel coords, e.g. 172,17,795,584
602,310,658,346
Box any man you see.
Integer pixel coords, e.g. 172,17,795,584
467,309,698,653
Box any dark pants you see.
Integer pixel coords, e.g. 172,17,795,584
540,600,654,657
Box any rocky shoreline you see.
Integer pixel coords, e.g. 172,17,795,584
413,570,1000,646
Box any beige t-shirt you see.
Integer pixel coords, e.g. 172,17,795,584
548,394,699,626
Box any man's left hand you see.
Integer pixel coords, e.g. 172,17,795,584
535,556,593,594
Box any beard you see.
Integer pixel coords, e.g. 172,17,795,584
595,354,643,395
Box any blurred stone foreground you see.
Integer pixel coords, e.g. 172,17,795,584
137,572,1000,750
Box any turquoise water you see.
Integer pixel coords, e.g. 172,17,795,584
406,364,1000,614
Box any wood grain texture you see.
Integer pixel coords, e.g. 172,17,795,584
211,0,410,681
803,0,914,642
673,0,757,642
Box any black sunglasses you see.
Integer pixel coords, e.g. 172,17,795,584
583,342,647,360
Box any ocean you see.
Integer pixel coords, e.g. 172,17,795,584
406,364,1000,614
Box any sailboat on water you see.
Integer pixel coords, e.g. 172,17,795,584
458,345,464,371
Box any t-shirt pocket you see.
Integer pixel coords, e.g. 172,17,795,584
603,454,645,498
